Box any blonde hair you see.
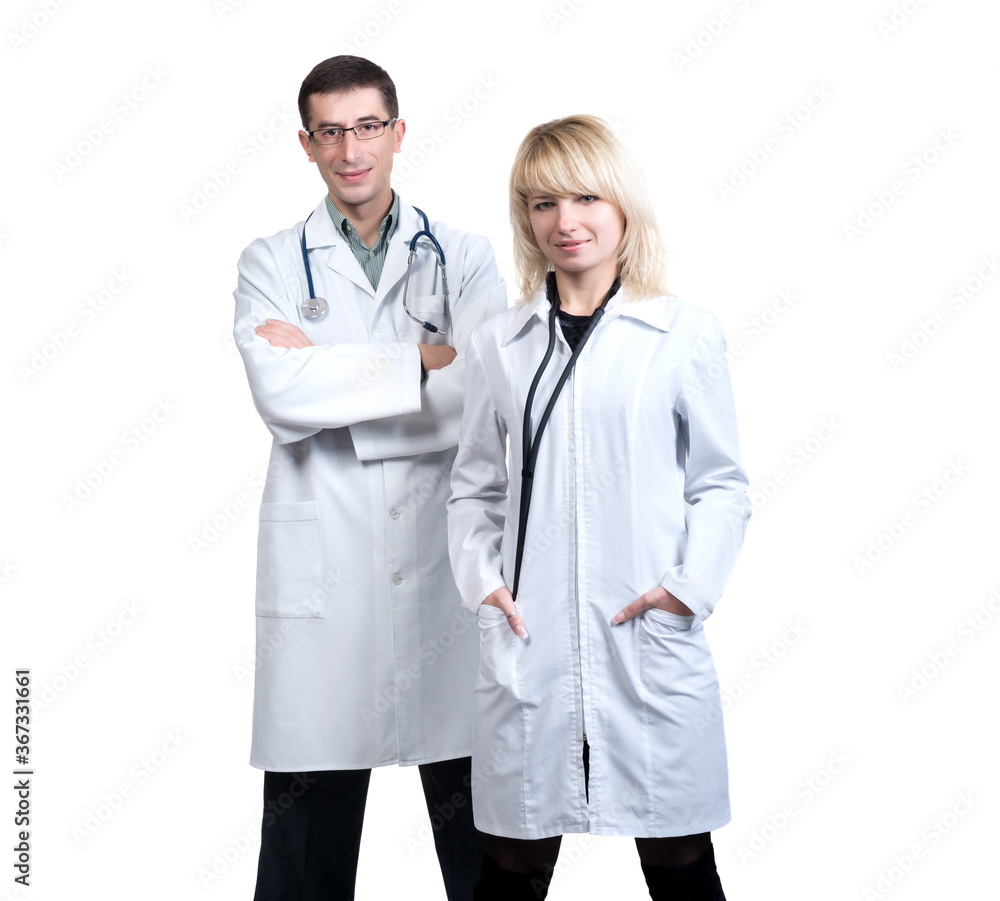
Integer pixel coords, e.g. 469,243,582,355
509,115,668,300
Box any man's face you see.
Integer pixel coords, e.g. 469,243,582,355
298,87,405,220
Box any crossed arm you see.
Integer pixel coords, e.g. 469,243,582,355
255,319,458,372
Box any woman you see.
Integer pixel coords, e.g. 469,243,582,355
447,116,751,900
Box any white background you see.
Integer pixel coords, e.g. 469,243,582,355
2,0,998,898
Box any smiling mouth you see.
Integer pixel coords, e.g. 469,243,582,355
556,240,588,250
338,169,370,182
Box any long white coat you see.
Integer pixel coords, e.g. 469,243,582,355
235,197,506,771
447,289,751,838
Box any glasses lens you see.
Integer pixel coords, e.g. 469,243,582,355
313,129,343,145
355,122,385,140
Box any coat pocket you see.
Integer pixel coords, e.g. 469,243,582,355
476,608,519,698
478,602,510,627
641,607,696,635
255,501,324,618
409,294,447,336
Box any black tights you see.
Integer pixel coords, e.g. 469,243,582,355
472,743,724,899
474,832,724,900
485,830,710,872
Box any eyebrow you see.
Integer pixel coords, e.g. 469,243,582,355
313,115,384,128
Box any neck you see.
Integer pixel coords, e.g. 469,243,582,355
552,264,620,316
333,190,393,246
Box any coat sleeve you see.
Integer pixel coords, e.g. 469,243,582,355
349,236,507,460
234,237,422,445
660,314,752,620
446,331,510,614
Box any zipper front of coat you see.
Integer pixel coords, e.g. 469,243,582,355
570,320,601,828
547,320,592,827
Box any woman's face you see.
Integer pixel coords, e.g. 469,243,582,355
528,192,624,282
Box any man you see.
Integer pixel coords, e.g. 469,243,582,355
233,55,506,900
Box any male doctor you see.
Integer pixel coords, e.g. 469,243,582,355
233,55,506,900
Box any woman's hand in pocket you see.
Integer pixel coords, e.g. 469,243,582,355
481,585,528,639
612,586,693,625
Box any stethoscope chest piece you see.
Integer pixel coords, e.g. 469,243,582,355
301,296,329,320
300,211,330,321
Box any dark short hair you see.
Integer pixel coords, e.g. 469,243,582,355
297,55,398,128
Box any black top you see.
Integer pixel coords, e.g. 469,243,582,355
557,308,599,352
545,271,621,352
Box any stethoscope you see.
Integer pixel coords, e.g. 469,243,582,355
299,207,451,334
510,274,621,601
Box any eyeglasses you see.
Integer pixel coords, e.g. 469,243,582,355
306,118,398,145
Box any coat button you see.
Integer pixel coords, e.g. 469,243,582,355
375,323,385,333
392,573,404,585
389,508,401,520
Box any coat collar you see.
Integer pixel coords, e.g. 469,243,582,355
501,284,677,346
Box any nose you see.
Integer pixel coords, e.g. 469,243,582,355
339,130,364,160
556,199,578,233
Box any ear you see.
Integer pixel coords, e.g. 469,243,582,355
298,130,316,163
392,118,406,153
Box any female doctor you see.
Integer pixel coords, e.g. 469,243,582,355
447,116,751,900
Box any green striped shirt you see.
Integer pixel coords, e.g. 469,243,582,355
325,192,400,290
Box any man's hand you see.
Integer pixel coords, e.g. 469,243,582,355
481,585,528,639
256,319,314,348
418,344,457,372
612,586,694,625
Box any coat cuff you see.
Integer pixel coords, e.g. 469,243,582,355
659,573,712,621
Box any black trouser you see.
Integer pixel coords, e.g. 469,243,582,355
253,756,484,901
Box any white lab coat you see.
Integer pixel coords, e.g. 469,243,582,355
447,288,751,837
235,196,506,771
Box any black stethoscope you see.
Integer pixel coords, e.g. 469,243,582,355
299,206,451,334
510,274,621,601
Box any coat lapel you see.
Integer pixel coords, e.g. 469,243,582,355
375,202,423,306
304,198,375,297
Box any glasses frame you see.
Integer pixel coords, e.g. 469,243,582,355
306,118,398,145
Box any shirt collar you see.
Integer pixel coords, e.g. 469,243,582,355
324,190,400,244
501,283,676,346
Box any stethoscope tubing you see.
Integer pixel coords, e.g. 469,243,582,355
510,276,620,601
298,206,450,334
403,207,450,335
